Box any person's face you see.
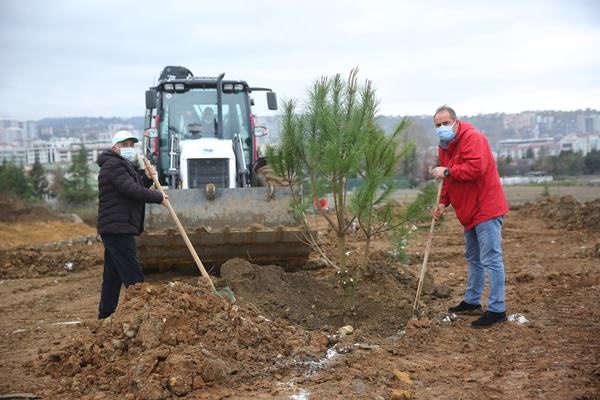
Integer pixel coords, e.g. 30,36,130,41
113,139,136,153
434,110,456,132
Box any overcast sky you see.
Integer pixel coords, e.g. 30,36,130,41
1,0,599,120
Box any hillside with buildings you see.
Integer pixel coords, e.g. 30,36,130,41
1,110,598,178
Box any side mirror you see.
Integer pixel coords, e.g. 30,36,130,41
145,89,157,109
147,128,158,138
266,92,278,110
254,125,268,137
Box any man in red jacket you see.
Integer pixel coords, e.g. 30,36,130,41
430,105,509,328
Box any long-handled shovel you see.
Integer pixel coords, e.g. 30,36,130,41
411,178,444,319
142,157,235,302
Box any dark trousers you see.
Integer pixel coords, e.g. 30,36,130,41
98,234,144,319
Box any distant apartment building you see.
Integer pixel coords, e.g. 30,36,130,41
576,114,600,134
502,112,535,133
498,132,600,160
40,126,54,136
2,126,25,143
496,137,559,159
0,125,144,166
560,133,600,155
0,119,39,143
0,138,113,166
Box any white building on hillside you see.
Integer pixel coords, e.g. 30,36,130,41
560,133,599,155
496,137,559,159
0,138,113,166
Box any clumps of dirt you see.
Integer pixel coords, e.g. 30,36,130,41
520,196,600,231
39,281,327,399
0,194,60,222
218,257,448,337
0,239,102,279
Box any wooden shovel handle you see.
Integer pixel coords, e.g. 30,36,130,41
412,179,444,316
142,157,216,291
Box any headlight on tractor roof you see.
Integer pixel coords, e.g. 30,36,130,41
234,83,244,91
164,83,174,91
223,83,234,91
174,83,185,91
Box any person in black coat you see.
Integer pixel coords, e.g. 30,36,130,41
96,130,166,319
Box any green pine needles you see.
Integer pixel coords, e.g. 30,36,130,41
267,69,433,313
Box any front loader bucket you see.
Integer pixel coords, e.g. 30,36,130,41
136,187,315,270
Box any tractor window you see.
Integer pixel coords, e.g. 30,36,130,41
222,94,251,165
162,89,217,139
160,88,250,142
159,88,253,174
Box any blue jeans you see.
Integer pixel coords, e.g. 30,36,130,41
463,217,506,313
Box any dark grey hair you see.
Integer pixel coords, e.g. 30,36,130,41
434,105,457,121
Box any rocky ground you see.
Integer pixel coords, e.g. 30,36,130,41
0,190,599,399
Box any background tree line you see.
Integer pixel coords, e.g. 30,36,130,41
0,146,96,205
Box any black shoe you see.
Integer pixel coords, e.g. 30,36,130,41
448,301,483,315
471,311,507,328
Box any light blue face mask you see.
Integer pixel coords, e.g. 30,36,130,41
436,122,456,142
119,147,137,162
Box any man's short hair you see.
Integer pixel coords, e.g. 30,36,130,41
434,105,457,121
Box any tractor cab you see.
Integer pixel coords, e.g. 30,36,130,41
143,66,277,189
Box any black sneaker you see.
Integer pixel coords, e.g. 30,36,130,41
471,311,507,328
448,301,483,315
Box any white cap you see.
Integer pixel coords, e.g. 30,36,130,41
111,130,139,147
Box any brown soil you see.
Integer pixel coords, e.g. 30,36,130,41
0,239,102,279
0,194,59,223
520,195,600,231
38,282,327,399
0,195,599,399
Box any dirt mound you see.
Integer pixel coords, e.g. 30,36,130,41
0,239,102,279
0,220,97,250
38,281,327,399
219,257,449,337
0,194,60,222
520,195,600,231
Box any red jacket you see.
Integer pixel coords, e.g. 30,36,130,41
439,120,508,230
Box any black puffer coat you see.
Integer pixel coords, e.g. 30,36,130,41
97,150,163,235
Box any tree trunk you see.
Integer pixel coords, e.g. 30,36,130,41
361,234,371,275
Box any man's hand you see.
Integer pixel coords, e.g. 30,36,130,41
431,166,447,180
161,193,169,206
145,165,157,180
432,203,446,221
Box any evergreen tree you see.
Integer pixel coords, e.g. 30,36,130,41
497,156,510,177
401,142,419,187
584,149,600,174
29,159,49,200
555,151,585,176
50,168,65,199
267,70,372,306
525,147,535,159
349,119,413,270
0,160,32,200
61,146,96,204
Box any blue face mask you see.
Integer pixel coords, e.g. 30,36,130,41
119,147,137,162
436,122,456,142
